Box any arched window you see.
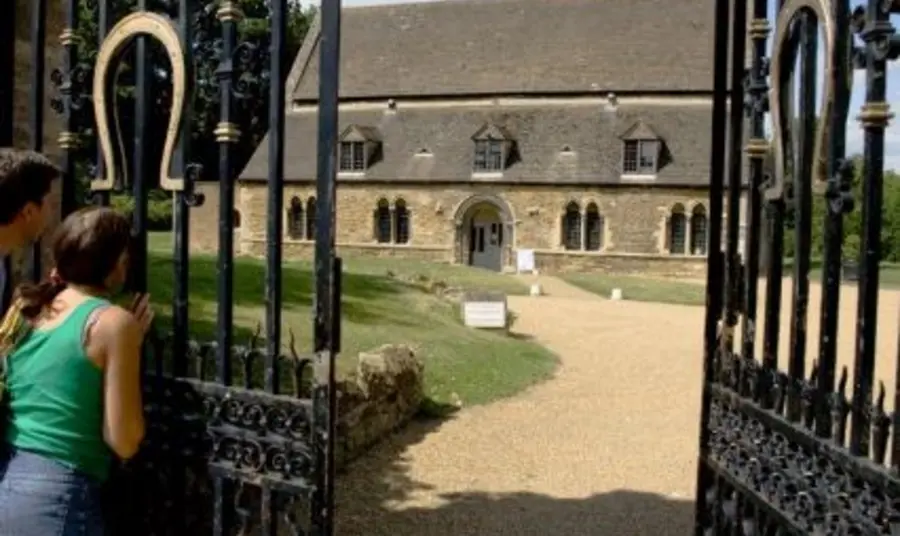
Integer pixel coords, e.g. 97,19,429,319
585,203,603,251
233,209,242,229
305,197,317,241
690,205,708,255
374,198,391,243
287,197,304,239
394,199,410,244
669,204,687,255
562,202,581,251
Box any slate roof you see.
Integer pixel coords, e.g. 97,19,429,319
240,102,715,186
288,0,723,101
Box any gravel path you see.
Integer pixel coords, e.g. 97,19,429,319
335,276,704,536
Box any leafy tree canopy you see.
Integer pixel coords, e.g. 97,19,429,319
69,0,314,202
782,154,900,263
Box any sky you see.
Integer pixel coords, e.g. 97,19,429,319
300,0,900,171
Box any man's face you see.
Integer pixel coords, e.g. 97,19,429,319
14,192,53,244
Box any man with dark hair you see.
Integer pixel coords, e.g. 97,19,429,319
0,148,60,253
0,148,61,310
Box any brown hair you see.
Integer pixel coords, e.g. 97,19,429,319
17,206,132,320
0,148,61,225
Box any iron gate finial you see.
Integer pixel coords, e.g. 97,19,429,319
766,0,853,201
92,11,192,193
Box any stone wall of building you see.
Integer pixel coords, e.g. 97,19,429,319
191,181,713,274
189,183,222,253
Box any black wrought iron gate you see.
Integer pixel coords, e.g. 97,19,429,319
695,0,900,533
1,0,342,534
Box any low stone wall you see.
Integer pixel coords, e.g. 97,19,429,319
241,238,452,263
533,250,707,278
191,232,705,277
334,343,425,468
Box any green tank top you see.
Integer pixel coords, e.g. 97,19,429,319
4,297,111,481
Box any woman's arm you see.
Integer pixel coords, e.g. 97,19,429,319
90,306,146,460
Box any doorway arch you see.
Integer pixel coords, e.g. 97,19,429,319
453,194,515,271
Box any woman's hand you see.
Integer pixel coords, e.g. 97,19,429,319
129,293,154,336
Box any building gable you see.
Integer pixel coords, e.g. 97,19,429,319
340,124,381,142
619,120,662,141
471,123,513,141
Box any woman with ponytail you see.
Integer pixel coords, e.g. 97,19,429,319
0,206,153,535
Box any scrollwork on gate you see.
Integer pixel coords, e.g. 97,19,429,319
765,0,853,201
92,11,191,192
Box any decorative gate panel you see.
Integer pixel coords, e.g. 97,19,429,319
1,0,342,534
694,0,900,534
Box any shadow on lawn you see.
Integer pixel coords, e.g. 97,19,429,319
147,252,409,325
334,408,695,536
136,312,682,534
143,312,260,379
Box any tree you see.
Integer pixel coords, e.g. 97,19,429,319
64,0,314,222
781,154,900,263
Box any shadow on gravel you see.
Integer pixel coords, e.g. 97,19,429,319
335,415,694,536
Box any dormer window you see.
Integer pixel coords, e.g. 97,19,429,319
620,120,663,176
338,125,381,173
340,141,366,171
623,140,659,174
474,140,504,171
472,123,514,173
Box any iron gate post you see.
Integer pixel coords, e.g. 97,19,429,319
312,0,342,533
26,0,48,282
261,0,288,534
740,0,771,370
814,0,853,440
848,0,895,458
213,2,241,533
692,0,732,532
0,0,13,148
58,0,81,218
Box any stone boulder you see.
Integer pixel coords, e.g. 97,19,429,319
335,344,424,466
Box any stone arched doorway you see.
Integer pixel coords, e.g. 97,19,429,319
453,195,515,272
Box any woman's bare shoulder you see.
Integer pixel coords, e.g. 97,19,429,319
92,305,140,342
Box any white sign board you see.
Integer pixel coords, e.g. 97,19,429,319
516,249,535,273
463,301,508,329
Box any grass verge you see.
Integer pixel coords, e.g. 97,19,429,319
145,233,557,407
563,264,900,307
561,273,706,306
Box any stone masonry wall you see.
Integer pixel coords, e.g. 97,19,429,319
335,344,425,467
11,0,65,281
191,181,711,275
188,183,221,253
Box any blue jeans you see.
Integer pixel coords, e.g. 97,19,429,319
0,447,105,536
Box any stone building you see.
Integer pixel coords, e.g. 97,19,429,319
192,0,726,275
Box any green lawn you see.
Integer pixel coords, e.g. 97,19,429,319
563,263,900,308
806,265,900,289
145,233,556,407
562,273,707,306
781,258,900,288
